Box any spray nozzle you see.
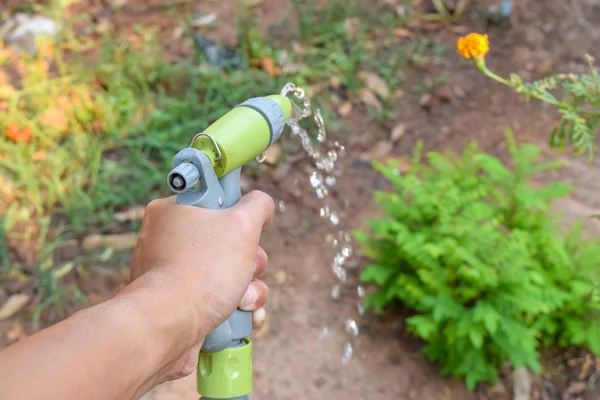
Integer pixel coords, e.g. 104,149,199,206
167,162,200,193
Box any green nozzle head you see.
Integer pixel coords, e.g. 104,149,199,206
191,95,292,178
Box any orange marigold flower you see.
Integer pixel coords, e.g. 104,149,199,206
457,33,489,60
6,123,32,143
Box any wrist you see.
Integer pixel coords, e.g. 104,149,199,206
111,272,204,377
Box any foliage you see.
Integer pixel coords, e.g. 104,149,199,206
355,132,600,389
463,32,600,158
509,61,600,158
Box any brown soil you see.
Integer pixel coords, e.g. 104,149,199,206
3,0,600,399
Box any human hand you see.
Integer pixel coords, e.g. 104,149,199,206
122,190,274,385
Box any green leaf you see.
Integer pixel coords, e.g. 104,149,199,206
468,326,484,349
473,153,513,184
407,315,437,339
359,264,395,286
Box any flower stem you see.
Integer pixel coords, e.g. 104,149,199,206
475,57,512,87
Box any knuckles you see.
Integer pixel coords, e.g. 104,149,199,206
228,207,256,236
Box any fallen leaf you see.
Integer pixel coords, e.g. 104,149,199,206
6,323,27,342
453,85,466,99
258,56,281,76
0,293,30,320
40,107,69,131
358,71,390,99
264,143,282,165
394,27,414,38
419,93,436,109
82,232,138,252
395,89,406,99
172,26,184,40
359,88,383,109
434,84,454,102
114,206,146,222
390,123,406,143
361,140,393,162
338,102,353,116
193,12,218,27
253,315,269,339
274,270,287,284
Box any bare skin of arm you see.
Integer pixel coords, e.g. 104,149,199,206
0,191,274,400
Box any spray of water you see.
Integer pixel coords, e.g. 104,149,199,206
279,82,365,365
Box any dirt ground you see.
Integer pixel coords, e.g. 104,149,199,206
3,0,600,399
137,1,600,400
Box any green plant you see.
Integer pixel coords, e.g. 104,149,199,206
355,132,600,389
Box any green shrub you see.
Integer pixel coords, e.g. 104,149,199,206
355,132,600,389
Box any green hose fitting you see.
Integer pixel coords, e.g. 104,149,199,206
192,94,292,178
197,339,252,398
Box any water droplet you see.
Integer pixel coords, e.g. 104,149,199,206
332,239,339,247
342,245,352,258
325,176,337,186
336,268,347,282
357,285,365,297
329,212,340,226
310,172,321,188
315,109,327,142
319,327,328,340
357,303,365,315
278,200,286,213
327,150,338,161
345,319,359,336
320,205,330,217
341,341,353,365
331,285,340,300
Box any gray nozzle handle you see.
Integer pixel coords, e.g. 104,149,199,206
167,148,252,353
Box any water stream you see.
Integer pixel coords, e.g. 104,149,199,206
280,82,365,365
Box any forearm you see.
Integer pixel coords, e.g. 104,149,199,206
0,278,198,400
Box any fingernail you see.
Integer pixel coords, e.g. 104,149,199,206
253,258,258,273
253,307,267,327
241,286,259,309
